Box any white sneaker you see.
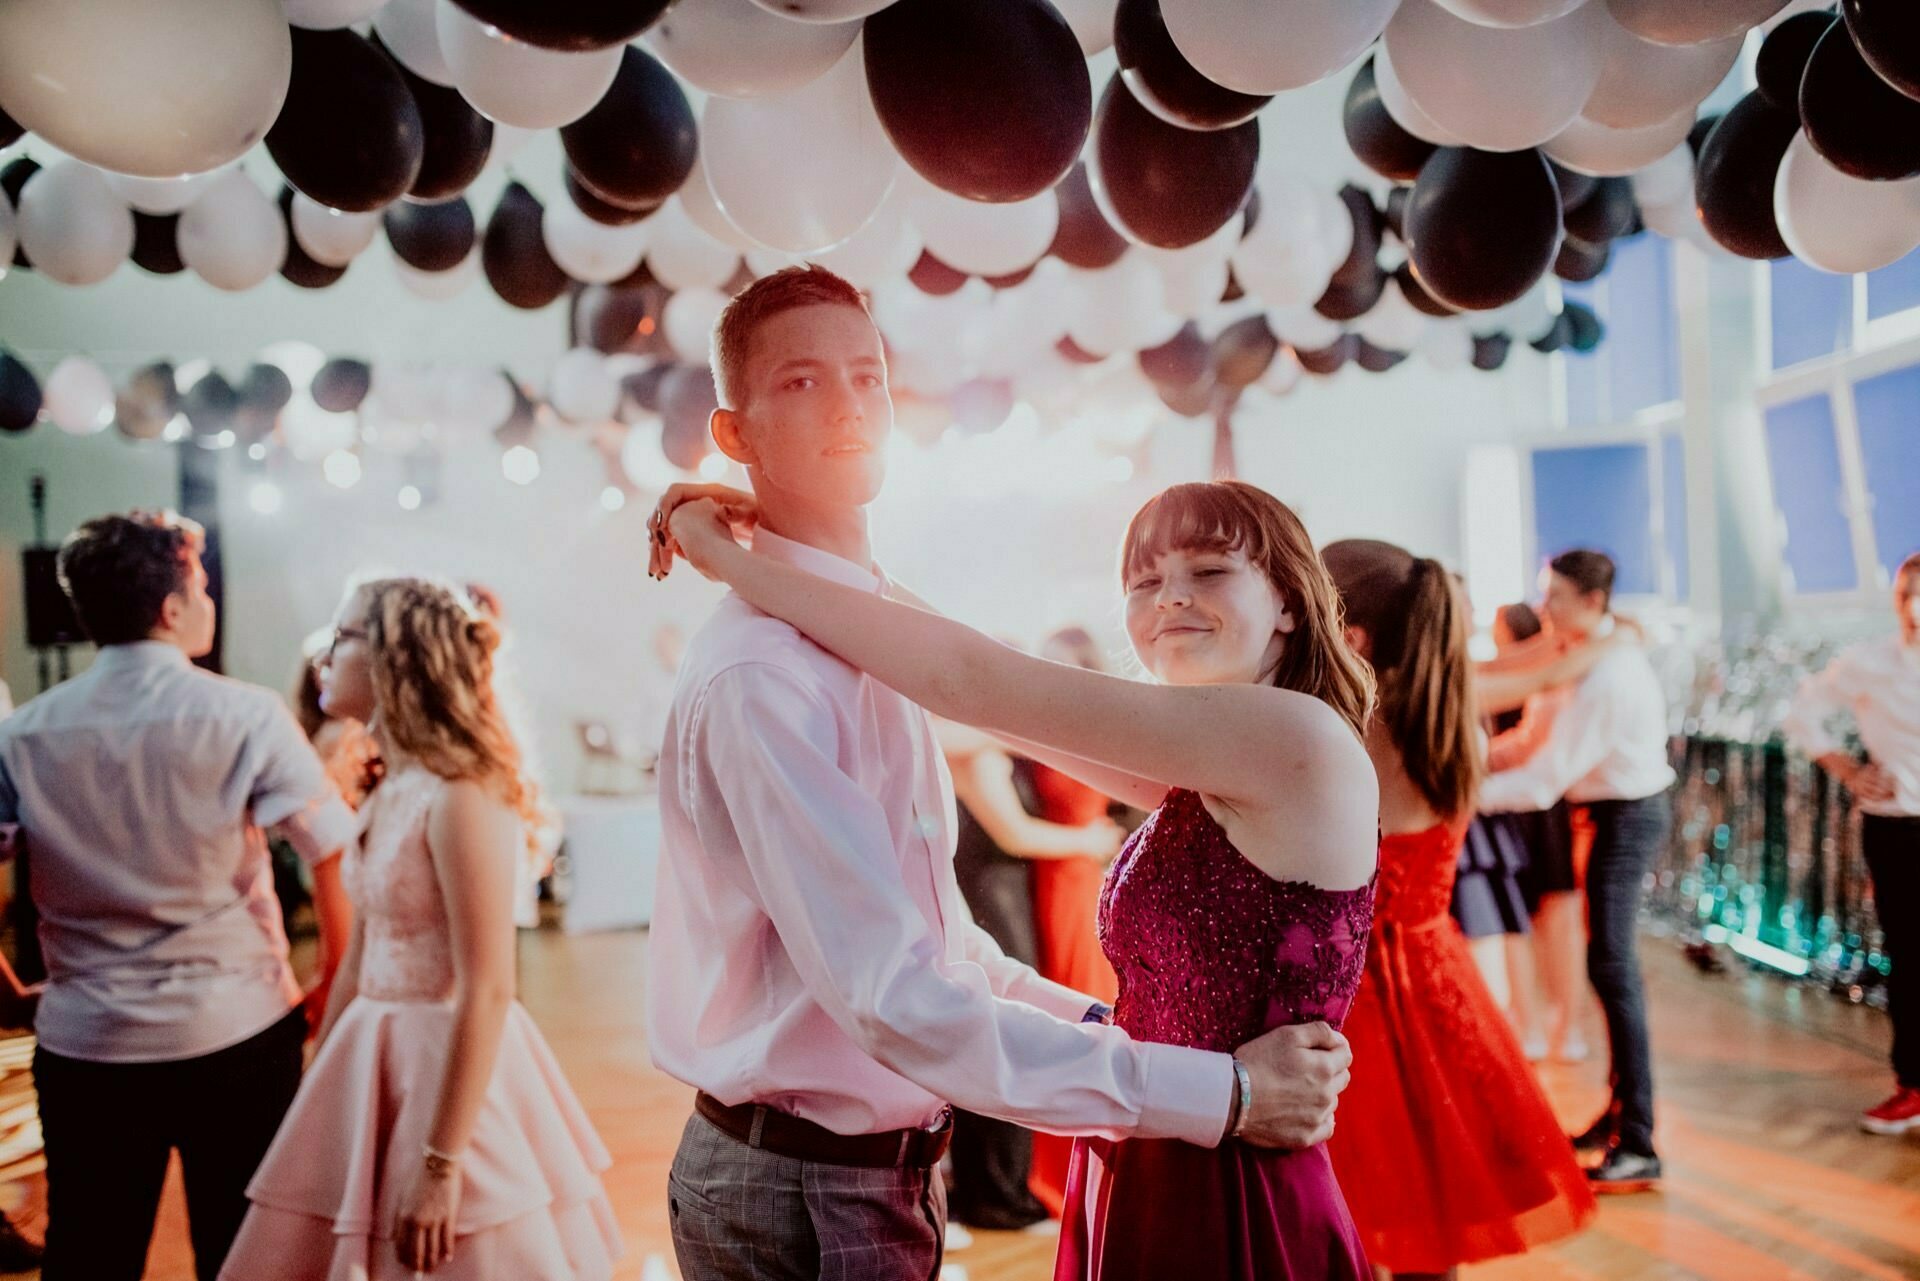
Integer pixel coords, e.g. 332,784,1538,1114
944,1222,974,1251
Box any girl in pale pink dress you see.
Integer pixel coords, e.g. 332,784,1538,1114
222,577,620,1279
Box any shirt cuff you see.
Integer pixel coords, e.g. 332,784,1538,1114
1135,1042,1235,1147
271,795,358,865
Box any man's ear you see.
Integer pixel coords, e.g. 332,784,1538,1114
711,407,756,466
153,591,185,638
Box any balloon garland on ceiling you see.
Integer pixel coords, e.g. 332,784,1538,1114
0,0,1914,438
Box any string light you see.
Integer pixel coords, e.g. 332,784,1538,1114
502,445,540,485
322,450,362,489
697,453,729,481
247,480,282,516
398,485,423,511
601,486,627,512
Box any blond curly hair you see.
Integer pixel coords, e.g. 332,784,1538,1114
353,576,541,841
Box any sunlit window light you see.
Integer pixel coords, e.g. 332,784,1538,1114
502,445,540,486
247,480,282,516
323,450,362,489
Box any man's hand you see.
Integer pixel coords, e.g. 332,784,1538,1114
648,483,757,581
1850,762,1899,805
1231,1021,1352,1150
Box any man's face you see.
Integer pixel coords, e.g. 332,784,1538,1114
729,304,892,510
1541,570,1605,637
169,550,217,658
1896,567,1920,641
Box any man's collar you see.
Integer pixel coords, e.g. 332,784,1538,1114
751,528,883,594
91,640,191,670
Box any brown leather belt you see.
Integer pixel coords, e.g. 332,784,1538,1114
695,1092,953,1169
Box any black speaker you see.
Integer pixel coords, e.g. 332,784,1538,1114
22,547,82,647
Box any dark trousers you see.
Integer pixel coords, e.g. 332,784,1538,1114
33,1006,305,1281
1585,793,1671,1157
1863,814,1920,1088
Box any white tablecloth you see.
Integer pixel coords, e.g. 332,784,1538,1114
555,794,661,933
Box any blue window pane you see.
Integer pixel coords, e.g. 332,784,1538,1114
1610,236,1680,414
1662,433,1689,602
1763,394,1857,593
1852,363,1920,581
1770,257,1853,369
1867,251,1920,321
1531,444,1656,596
1562,278,1602,426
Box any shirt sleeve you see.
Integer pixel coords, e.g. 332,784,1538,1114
1479,673,1617,813
247,697,357,865
691,664,1231,1146
1783,650,1858,761
960,920,1103,1024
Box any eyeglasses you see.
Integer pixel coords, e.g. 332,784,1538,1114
327,625,370,655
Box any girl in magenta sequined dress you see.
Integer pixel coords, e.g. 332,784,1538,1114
660,478,1381,1281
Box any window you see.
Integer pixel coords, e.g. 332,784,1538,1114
1868,253,1920,323
1762,394,1857,594
1769,256,1854,371
1662,432,1689,602
1531,443,1657,596
1851,362,1920,582
1562,237,1681,427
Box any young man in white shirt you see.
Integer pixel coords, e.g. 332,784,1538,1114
0,512,355,1281
644,267,1353,1280
1480,549,1675,1192
1786,551,1920,1135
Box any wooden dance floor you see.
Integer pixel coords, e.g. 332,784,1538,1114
21,927,1919,1281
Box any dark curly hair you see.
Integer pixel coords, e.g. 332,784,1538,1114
56,511,205,646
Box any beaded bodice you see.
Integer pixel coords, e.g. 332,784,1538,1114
343,767,455,1003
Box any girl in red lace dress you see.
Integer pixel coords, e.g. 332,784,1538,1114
1321,541,1595,1278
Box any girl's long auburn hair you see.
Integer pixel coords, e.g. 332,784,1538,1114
1121,481,1375,742
1320,539,1482,820
355,576,541,843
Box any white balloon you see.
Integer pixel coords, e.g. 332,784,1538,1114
1631,143,1694,209
482,122,540,175
1266,305,1344,350
1385,0,1611,152
1603,0,1786,46
810,191,923,288
0,0,290,178
439,365,515,429
178,168,284,291
663,287,731,364
1260,345,1303,394
281,396,359,460
1433,0,1585,25
549,347,621,423
646,199,741,290
911,181,1059,278
284,0,388,29
375,0,454,86
371,361,443,422
435,0,623,129
394,251,480,299
1417,319,1474,369
1231,179,1344,308
105,168,225,215
678,154,764,252
1143,214,1243,317
1068,257,1173,356
646,0,860,99
1581,16,1740,129
0,195,14,274
744,0,895,20
16,161,135,286
542,198,650,283
701,41,898,253
1776,131,1920,275
1354,279,1431,350
44,356,115,435
1161,0,1401,95
975,260,1076,367
1056,0,1119,55
1373,43,1466,146
291,193,380,267
872,278,992,357
1545,105,1696,176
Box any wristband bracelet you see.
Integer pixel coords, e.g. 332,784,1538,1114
422,1143,461,1178
1228,1058,1254,1141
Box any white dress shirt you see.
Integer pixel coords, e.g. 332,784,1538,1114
1480,624,1676,814
1784,634,1920,817
648,531,1232,1144
0,642,356,1062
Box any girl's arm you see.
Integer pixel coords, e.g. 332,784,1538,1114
312,916,365,1050
951,750,1122,861
1476,633,1622,717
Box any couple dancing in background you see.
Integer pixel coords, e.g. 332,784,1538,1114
645,265,1596,1281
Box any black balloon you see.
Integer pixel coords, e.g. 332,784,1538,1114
622,362,673,414
3,157,39,268
1294,334,1358,376
131,213,185,275
1757,12,1838,111
1344,57,1436,183
0,104,21,150
1138,322,1210,387
1800,20,1920,180
909,250,969,295
951,378,1015,433
1844,0,1920,102
494,379,537,448
378,34,492,203
1686,113,1721,160
1089,74,1259,249
1471,332,1512,371
278,186,348,289
1115,0,1269,131
1056,335,1104,364
1211,315,1279,389
866,0,1091,202
483,182,570,310
1404,147,1562,312
1157,376,1215,418
386,197,476,273
1566,301,1605,353
1355,339,1407,373
1392,262,1456,317
0,351,40,432
1548,160,1597,214
183,372,239,439
236,364,293,441
267,28,424,213
115,363,177,440
1314,261,1387,321
575,282,670,355
562,46,698,211
984,265,1035,289
1049,162,1128,269
660,365,719,470
1529,310,1574,353
312,358,373,414
1383,184,1411,240
1555,234,1612,282
566,168,662,227
1240,185,1261,237
1329,185,1384,293
1221,268,1245,303
1566,177,1636,244
450,0,671,52
1694,92,1798,259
